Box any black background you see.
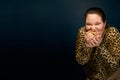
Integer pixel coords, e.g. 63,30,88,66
1,0,120,80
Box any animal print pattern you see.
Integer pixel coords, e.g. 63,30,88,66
75,25,120,80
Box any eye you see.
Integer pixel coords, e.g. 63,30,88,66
86,23,91,26
95,23,101,25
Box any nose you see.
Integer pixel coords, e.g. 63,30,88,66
90,25,96,31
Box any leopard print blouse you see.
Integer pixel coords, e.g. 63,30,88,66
75,25,120,80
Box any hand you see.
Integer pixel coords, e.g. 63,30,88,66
85,31,103,48
85,31,95,47
85,30,95,41
90,34,102,47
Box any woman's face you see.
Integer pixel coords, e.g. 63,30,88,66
85,13,106,34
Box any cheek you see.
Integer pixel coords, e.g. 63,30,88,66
96,25,104,31
85,26,91,31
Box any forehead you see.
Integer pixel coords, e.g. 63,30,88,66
86,14,102,22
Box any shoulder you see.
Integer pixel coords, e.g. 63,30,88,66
105,25,120,34
77,26,85,34
105,25,120,39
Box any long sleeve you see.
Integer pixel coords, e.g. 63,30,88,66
75,27,93,65
98,27,120,76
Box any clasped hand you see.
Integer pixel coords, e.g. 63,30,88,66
84,31,103,48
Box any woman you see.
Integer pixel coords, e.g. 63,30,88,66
75,7,120,80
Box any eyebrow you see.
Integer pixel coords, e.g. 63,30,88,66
86,21,101,24
85,23,92,25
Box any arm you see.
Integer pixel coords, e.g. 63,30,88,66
75,27,93,65
99,27,120,71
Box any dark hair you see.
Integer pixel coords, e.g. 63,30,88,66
84,7,106,22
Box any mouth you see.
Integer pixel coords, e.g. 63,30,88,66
87,30,96,35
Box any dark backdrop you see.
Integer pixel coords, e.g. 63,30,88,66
1,0,120,80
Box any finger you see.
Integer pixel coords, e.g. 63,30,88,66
88,35,95,41
90,39,96,47
94,28,101,35
91,36,101,47
86,33,95,41
87,42,93,48
95,34,101,41
85,41,93,48
92,37,98,45
94,35,99,42
85,35,93,42
94,35,102,46
85,42,89,47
